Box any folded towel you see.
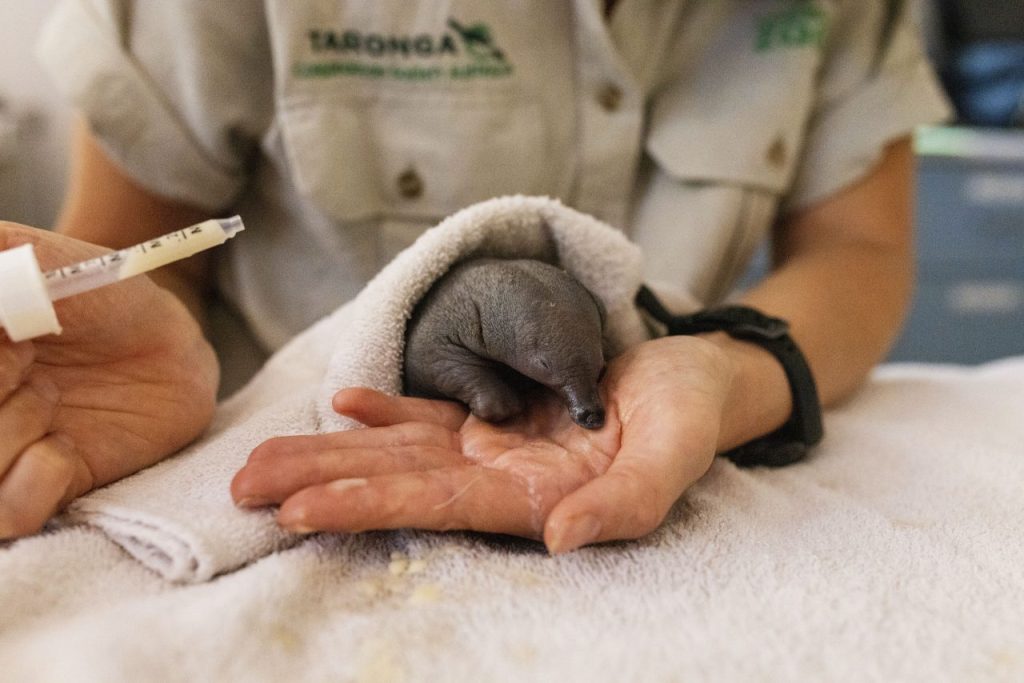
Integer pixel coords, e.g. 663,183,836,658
314,195,654,430
66,196,664,583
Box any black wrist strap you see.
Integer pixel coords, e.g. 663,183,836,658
635,286,823,468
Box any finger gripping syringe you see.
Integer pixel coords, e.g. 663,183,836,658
0,216,244,342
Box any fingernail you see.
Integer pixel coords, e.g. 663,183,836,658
277,513,316,535
236,496,272,508
276,506,317,534
549,514,602,555
328,478,368,493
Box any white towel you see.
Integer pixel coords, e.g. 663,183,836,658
65,196,661,583
3,358,1023,682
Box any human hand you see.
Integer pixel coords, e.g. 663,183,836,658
232,335,736,553
0,223,218,539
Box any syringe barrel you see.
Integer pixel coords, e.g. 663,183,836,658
44,217,244,302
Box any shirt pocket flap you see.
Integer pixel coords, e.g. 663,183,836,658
644,52,819,196
278,91,549,223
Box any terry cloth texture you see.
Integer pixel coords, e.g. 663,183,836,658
62,196,656,583
1,358,1022,681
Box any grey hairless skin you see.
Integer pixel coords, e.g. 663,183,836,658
403,258,608,429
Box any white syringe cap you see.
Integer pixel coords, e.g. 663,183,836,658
0,244,61,342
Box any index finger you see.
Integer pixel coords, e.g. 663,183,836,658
276,466,540,539
543,395,719,553
333,388,468,431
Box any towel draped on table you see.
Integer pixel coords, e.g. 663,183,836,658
3,358,1023,682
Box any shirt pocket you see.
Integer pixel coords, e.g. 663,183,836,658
277,90,551,225
632,50,819,304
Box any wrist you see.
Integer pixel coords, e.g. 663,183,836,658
700,332,792,453
634,287,824,466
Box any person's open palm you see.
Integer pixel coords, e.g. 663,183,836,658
233,336,732,553
1,223,218,538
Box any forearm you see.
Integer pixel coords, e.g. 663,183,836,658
710,242,911,450
706,138,915,452
740,239,912,403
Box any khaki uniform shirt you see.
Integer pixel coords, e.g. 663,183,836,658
39,0,950,352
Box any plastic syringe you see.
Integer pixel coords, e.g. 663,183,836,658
0,216,244,342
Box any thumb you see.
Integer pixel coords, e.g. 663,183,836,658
543,400,718,554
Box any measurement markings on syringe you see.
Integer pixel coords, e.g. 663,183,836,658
46,251,128,282
45,230,202,283
2,216,244,341
39,217,244,303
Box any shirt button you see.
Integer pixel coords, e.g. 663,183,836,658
766,136,788,169
597,83,623,112
397,168,424,199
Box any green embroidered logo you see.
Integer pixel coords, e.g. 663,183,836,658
756,3,828,52
295,17,513,82
447,19,505,63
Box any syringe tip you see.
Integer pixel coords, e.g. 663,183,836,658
217,216,245,239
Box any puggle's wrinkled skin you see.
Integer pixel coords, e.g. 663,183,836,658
403,258,608,429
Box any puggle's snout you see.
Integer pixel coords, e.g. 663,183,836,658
572,406,606,430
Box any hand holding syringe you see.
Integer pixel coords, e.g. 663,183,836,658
0,216,244,342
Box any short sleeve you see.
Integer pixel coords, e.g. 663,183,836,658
783,1,953,213
35,0,273,211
